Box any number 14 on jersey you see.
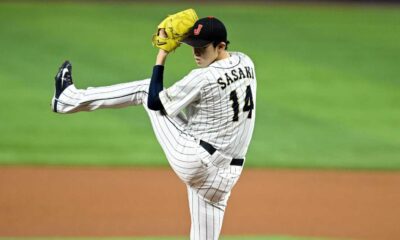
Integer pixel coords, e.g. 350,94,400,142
229,85,254,122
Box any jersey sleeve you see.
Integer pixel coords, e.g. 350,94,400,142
159,69,204,117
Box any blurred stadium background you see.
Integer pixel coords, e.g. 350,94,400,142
0,0,399,240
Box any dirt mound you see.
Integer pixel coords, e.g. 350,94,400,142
0,167,399,240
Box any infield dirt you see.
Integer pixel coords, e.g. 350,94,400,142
0,167,399,240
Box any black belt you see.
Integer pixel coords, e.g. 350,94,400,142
199,140,244,166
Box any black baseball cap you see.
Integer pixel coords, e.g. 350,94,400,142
181,17,228,48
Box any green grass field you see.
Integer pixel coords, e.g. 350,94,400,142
0,2,399,169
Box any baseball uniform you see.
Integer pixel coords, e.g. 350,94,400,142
52,50,256,239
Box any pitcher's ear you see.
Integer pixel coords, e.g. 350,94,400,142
218,42,226,50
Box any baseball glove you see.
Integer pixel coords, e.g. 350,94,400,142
152,9,198,52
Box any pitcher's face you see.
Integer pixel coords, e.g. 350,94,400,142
192,43,218,68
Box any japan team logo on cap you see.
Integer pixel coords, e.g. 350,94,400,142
194,24,203,36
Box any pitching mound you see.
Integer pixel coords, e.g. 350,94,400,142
0,167,399,240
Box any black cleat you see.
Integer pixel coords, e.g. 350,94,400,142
52,60,73,112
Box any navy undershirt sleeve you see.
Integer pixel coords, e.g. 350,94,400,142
147,65,165,111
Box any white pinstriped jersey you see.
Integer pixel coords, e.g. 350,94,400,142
159,52,256,160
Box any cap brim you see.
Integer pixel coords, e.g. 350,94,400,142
181,37,212,48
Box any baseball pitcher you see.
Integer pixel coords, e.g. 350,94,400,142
51,9,256,240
